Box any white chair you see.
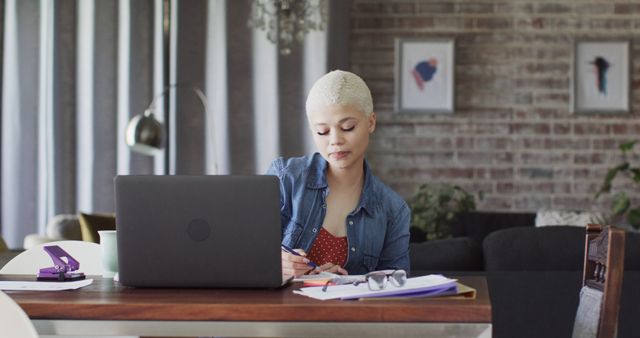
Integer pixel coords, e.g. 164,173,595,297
0,240,103,275
0,290,39,338
1,241,137,338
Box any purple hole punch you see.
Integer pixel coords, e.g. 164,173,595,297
37,245,86,281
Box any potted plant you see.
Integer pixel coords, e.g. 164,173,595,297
408,184,478,241
595,140,640,229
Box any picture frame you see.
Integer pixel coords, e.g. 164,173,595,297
573,41,630,114
395,38,455,113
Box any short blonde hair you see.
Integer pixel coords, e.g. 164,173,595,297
305,70,373,117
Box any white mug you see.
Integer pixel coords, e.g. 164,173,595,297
98,230,118,278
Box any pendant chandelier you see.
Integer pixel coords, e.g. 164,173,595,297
248,0,328,55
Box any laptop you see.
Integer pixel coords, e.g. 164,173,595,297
114,175,284,288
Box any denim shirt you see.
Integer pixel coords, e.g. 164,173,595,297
267,153,410,275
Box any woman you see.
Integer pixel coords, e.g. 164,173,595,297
267,70,410,279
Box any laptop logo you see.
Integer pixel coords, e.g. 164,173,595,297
186,219,211,242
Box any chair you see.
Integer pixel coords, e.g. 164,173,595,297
78,212,116,243
0,290,38,337
483,226,586,338
1,242,137,338
483,225,585,271
0,234,9,252
572,224,626,338
23,213,83,249
0,240,103,275
410,237,483,276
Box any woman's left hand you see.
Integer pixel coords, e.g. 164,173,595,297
310,263,348,275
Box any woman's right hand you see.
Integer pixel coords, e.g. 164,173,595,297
314,262,348,275
281,249,315,278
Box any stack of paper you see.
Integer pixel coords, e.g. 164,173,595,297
293,274,458,300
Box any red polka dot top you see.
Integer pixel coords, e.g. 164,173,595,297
307,227,348,267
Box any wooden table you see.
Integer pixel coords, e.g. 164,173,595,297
4,275,492,337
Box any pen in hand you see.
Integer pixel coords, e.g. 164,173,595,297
281,244,318,268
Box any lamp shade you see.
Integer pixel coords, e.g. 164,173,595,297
125,109,165,156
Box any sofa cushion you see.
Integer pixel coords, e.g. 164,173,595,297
452,211,536,245
488,270,640,338
488,270,581,338
23,234,56,250
410,237,483,275
535,209,607,227
618,271,640,338
78,213,116,243
46,214,82,240
483,226,585,271
624,231,640,270
484,226,640,271
0,236,8,252
572,286,602,338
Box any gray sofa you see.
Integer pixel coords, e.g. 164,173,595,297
409,222,640,338
483,226,640,338
410,211,537,275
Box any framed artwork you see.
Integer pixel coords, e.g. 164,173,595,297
395,38,455,113
573,41,630,114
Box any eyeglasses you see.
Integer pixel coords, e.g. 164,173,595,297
322,269,407,292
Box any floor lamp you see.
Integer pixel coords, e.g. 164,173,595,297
124,0,213,175
125,85,211,174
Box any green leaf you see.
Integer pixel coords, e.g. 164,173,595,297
628,207,640,230
407,183,477,240
596,168,617,198
593,140,640,227
617,162,630,171
611,192,630,216
619,140,638,153
631,168,640,183
596,163,629,199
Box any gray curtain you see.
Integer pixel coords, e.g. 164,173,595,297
0,0,350,249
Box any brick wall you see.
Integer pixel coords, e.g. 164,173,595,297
352,0,640,213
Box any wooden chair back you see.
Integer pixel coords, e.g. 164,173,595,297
573,224,625,338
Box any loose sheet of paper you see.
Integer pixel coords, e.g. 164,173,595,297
0,279,93,291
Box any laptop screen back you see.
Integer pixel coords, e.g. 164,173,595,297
114,175,283,288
